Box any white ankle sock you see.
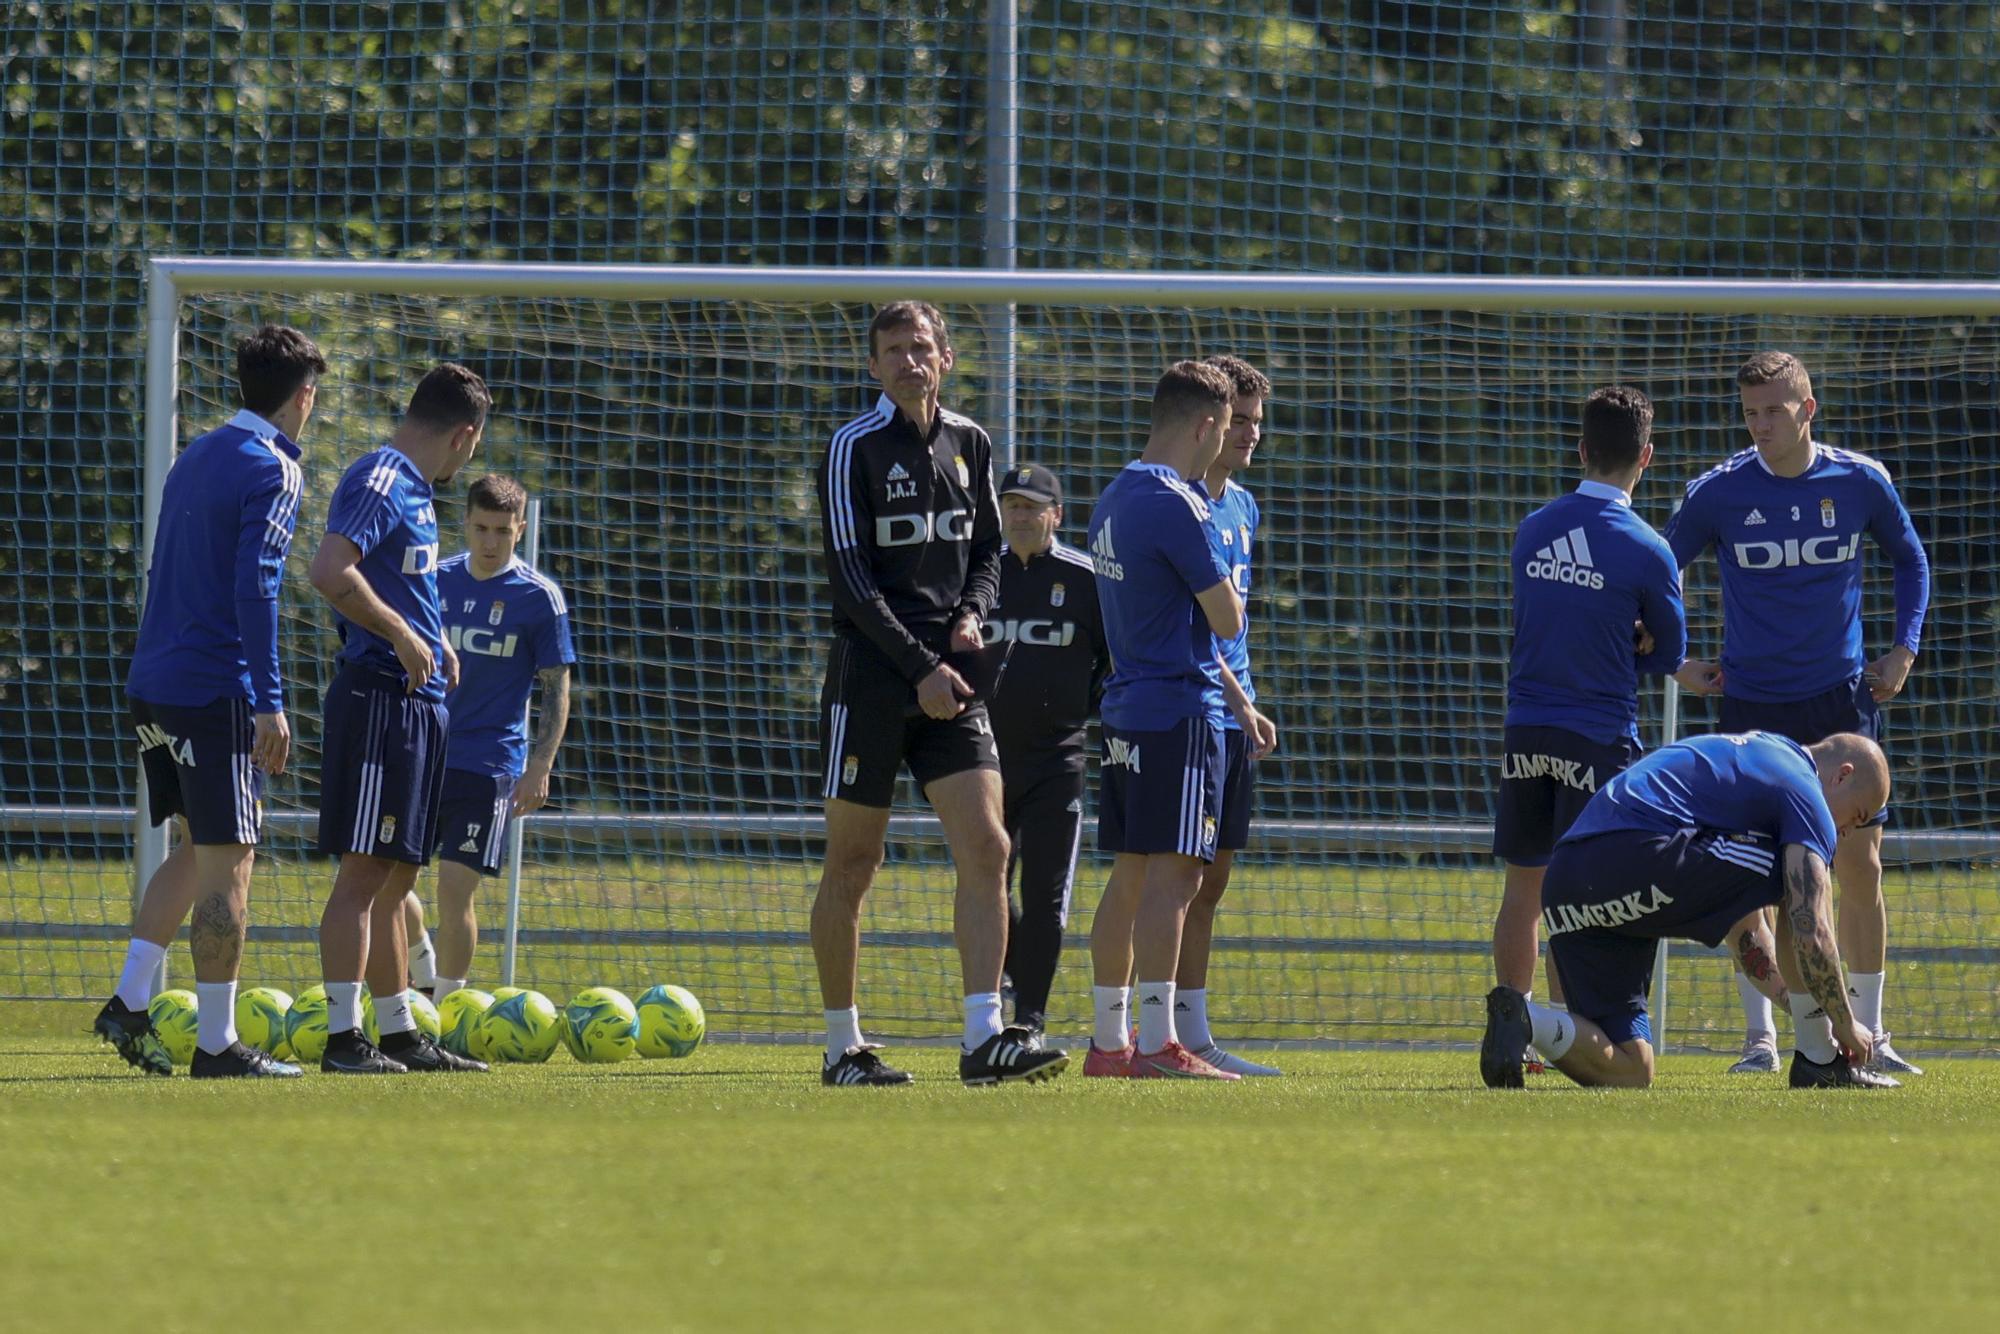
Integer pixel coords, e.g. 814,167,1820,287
1135,981,1176,1054
1526,1000,1576,1060
408,930,437,988
1175,988,1213,1050
327,981,364,1036
824,1007,862,1064
1847,971,1885,1034
1788,994,1838,1063
434,976,467,1002
1092,986,1131,1051
114,939,166,1011
961,992,1003,1052
376,989,417,1037
195,980,238,1056
1737,969,1776,1041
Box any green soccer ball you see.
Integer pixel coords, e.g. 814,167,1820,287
634,985,706,1060
147,988,199,1066
490,985,525,1005
436,987,495,1060
286,984,380,1062
562,986,639,1063
408,990,441,1041
476,988,562,1063
235,986,294,1058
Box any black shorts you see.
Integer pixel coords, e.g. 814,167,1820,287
1217,727,1256,852
820,636,999,809
317,664,450,865
1097,717,1225,862
432,769,516,877
1720,676,1888,826
1492,725,1642,867
1544,826,1781,1046
131,696,264,845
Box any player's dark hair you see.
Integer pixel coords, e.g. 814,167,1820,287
406,363,491,433
868,300,951,357
466,474,528,519
1150,360,1235,430
235,325,327,418
1580,386,1654,474
1200,353,1272,403
1737,350,1811,396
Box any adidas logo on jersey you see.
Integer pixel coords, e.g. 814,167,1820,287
1090,522,1124,581
886,462,909,481
1526,526,1604,590
1744,508,1766,526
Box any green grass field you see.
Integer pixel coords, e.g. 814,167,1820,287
4,1022,1999,1333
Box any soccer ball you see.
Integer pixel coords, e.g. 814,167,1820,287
408,990,441,1041
436,987,495,1060
489,985,525,1005
285,985,380,1062
235,985,294,1058
635,985,706,1059
562,986,639,1063
477,988,562,1063
147,989,199,1065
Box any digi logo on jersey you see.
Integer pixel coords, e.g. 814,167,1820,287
448,625,520,658
981,618,1078,648
401,543,440,575
1732,534,1859,569
876,509,970,548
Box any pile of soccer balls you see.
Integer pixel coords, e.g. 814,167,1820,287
143,982,706,1067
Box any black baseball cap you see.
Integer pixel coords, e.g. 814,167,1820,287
998,462,1061,505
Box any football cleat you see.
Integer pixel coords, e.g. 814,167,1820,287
1523,1044,1549,1076
321,1029,409,1075
380,1030,487,1073
821,1044,913,1087
1480,986,1531,1089
1129,1041,1239,1080
1191,1043,1282,1077
961,1026,1068,1086
1788,1051,1899,1089
189,1041,303,1079
93,996,174,1076
1728,1035,1781,1074
1081,1043,1134,1078
1865,1032,1923,1077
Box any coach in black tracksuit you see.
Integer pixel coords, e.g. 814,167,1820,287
984,464,1110,1036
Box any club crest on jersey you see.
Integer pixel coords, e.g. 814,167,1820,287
488,601,506,626
1239,524,1251,552
842,755,859,786
1203,816,1218,846
1821,498,1837,529
954,454,970,488
1050,582,1065,607
378,815,398,845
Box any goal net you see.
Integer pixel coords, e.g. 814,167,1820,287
14,263,2000,1052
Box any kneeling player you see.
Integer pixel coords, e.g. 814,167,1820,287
1482,731,1894,1090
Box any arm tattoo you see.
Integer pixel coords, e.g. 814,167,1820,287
527,666,571,769
1783,848,1854,1027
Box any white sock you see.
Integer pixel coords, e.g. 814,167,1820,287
1847,971,1885,1034
824,1007,862,1065
434,976,467,1001
1092,986,1131,1051
1526,1000,1577,1060
1135,980,1176,1054
1175,988,1214,1050
1736,970,1776,1041
195,980,238,1056
376,989,417,1037
961,992,1003,1052
1788,994,1838,1063
408,931,437,988
114,939,167,1011
327,981,364,1036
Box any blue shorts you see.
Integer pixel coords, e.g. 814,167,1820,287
317,664,449,866
1492,725,1641,867
1544,826,1783,1046
1097,717,1224,862
1217,726,1255,852
1720,676,1887,826
131,696,264,845
432,769,516,877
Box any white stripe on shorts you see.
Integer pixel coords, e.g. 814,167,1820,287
352,690,388,852
823,702,849,799
485,782,509,866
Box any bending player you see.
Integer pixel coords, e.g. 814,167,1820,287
401,475,575,1002
1084,360,1247,1080
96,326,324,1078
1666,351,1929,1076
1491,387,1686,1072
1482,731,1896,1090
308,364,492,1075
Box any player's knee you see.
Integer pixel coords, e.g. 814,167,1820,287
820,845,883,902
957,822,1010,880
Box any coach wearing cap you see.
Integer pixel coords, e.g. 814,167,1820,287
983,463,1110,1043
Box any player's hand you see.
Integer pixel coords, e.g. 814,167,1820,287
1864,646,1915,702
1833,1016,1874,1067
1633,620,1655,656
511,761,551,817
251,710,291,776
1673,660,1724,696
394,629,436,693
949,613,983,654
916,662,972,719
442,638,462,694
1237,705,1278,760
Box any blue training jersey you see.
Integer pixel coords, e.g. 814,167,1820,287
437,554,577,778
324,446,447,702
1561,731,1839,865
1089,461,1233,731
1506,481,1687,745
127,409,304,713
1206,478,1258,728
1664,443,1928,703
